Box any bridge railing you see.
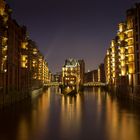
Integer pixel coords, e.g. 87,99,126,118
44,82,61,86
83,82,107,87
44,82,107,87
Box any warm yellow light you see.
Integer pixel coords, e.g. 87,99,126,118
119,34,125,41
33,51,37,55
112,58,115,62
120,48,125,54
2,46,8,51
2,37,8,46
128,47,134,54
121,61,125,67
127,20,133,30
107,50,110,55
128,63,134,74
21,55,28,68
128,55,134,62
125,29,133,33
21,42,28,50
21,55,27,61
70,67,73,71
120,55,125,60
121,68,126,76
4,69,7,73
70,81,74,84
0,0,6,16
113,72,115,78
32,64,36,67
112,53,115,58
118,23,125,32
111,40,115,47
127,31,133,38
127,39,134,46
21,63,26,68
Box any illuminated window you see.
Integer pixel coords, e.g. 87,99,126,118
0,0,6,16
21,55,28,68
21,42,28,50
33,48,37,54
128,47,134,54
128,55,134,62
128,63,134,74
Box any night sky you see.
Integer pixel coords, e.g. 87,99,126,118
7,0,137,73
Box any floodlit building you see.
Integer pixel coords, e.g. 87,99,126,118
104,3,140,90
0,1,30,96
0,0,50,106
28,40,50,90
104,39,120,86
62,58,82,90
0,0,31,104
0,0,10,94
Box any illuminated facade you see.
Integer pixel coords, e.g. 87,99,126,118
0,2,30,94
0,0,31,104
62,58,81,90
105,39,120,85
0,0,50,105
105,3,140,89
28,40,50,90
104,49,111,84
0,0,9,94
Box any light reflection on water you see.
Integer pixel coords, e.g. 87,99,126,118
0,87,140,140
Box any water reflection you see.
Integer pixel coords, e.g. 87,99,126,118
0,87,140,140
17,88,51,140
60,94,83,140
105,93,140,140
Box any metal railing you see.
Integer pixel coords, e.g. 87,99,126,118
83,82,107,87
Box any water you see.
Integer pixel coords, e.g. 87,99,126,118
0,87,140,140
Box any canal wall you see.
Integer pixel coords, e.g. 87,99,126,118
0,91,30,108
31,88,43,98
0,87,43,109
108,85,140,103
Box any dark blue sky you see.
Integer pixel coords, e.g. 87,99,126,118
7,0,136,73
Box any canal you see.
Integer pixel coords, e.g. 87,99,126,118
0,87,140,140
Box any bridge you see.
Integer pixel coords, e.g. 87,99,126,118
44,82,107,87
44,82,61,87
83,82,107,87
